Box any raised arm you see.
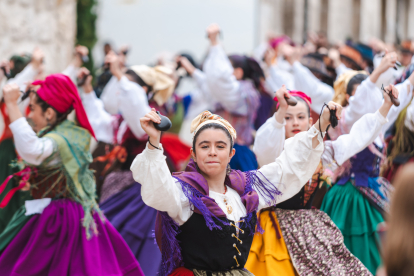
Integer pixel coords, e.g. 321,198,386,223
256,101,342,210
100,51,123,115
203,44,244,112
381,77,414,133
130,110,191,225
292,61,334,112
344,51,401,130
323,85,396,170
62,45,89,84
79,68,115,144
266,63,295,93
3,84,54,166
253,114,285,167
202,24,247,114
253,86,289,167
117,76,151,139
344,77,383,130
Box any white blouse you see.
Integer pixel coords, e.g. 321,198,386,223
266,62,295,93
254,110,388,170
9,117,55,166
203,45,248,116
292,61,335,112
81,76,151,144
130,126,325,225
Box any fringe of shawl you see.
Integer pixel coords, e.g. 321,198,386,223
158,212,183,276
245,170,282,234
158,171,281,275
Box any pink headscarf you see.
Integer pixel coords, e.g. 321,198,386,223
269,35,294,49
32,74,96,139
273,90,312,110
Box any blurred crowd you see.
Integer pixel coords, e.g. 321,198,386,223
1,23,414,276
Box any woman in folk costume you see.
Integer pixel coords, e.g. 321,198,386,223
0,49,45,233
131,97,341,275
320,53,414,274
246,86,396,275
381,64,414,182
0,75,143,275
0,46,92,233
79,55,179,275
202,24,265,171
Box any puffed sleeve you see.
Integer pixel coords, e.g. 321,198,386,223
253,114,286,167
9,118,55,166
130,144,192,225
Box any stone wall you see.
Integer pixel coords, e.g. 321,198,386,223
0,0,77,74
257,0,414,45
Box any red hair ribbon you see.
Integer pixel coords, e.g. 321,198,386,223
0,167,36,208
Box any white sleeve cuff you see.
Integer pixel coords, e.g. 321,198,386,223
364,78,377,89
193,69,204,80
143,142,166,161
82,90,98,101
308,125,325,146
375,110,388,125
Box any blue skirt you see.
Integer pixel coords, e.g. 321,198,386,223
229,144,258,172
100,182,161,276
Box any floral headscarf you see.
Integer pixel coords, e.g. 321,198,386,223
190,111,237,141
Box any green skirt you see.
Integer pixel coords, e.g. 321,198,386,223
321,181,384,274
0,205,32,252
0,139,31,234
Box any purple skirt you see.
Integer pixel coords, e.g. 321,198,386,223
0,199,144,276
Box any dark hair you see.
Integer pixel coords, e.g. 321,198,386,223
346,74,368,96
23,90,73,137
125,69,153,93
275,96,311,117
228,55,264,91
178,53,198,69
192,123,233,155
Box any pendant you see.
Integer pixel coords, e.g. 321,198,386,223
226,205,233,214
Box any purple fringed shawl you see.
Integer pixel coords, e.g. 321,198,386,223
155,160,281,275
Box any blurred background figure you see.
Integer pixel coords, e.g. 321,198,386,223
381,164,414,276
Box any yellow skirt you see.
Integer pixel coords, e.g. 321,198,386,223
245,210,297,276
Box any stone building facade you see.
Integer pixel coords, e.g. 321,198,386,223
0,0,77,74
257,0,414,45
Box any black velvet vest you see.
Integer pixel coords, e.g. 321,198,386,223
276,184,320,210
176,212,257,271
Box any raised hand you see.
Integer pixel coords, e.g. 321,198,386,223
370,51,398,83
178,56,196,75
317,101,342,132
274,85,291,109
73,45,89,67
31,47,44,71
381,84,400,106
140,108,162,149
379,84,399,118
3,83,21,106
77,67,93,93
206,23,220,45
105,51,123,80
